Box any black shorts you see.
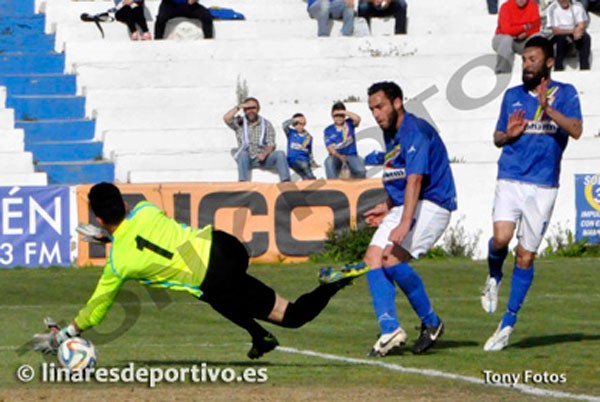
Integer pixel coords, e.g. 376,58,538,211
199,230,275,320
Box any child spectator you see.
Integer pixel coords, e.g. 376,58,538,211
283,114,318,180
324,102,366,179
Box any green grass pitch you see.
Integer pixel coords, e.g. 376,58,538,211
1,258,599,401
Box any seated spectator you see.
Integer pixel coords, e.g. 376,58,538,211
492,0,541,74
115,0,151,40
547,0,591,70
154,0,214,40
224,98,291,182
283,114,318,180
324,102,366,179
307,0,355,36
358,0,407,35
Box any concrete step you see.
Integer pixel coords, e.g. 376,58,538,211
0,52,65,74
64,35,493,66
18,118,95,142
26,141,104,162
0,109,15,129
0,74,77,96
0,152,35,173
0,15,45,32
0,172,47,186
102,128,238,157
36,160,115,184
0,33,54,53
0,129,25,151
7,95,86,120
0,0,35,17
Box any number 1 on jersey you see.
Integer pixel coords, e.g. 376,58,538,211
135,236,174,260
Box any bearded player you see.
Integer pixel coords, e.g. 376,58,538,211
481,36,582,351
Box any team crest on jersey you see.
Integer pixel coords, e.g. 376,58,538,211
383,144,405,182
534,86,558,121
384,144,401,169
525,86,559,135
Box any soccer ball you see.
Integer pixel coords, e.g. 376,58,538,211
57,337,97,371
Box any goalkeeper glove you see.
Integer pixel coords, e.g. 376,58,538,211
76,223,111,244
32,317,80,355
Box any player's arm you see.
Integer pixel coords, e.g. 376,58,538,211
32,264,124,354
494,110,527,147
73,263,125,332
388,174,422,245
538,78,582,140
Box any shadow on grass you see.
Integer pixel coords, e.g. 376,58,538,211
511,333,600,349
433,339,479,350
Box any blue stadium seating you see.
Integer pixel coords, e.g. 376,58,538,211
0,0,114,184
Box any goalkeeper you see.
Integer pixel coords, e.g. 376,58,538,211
33,182,366,359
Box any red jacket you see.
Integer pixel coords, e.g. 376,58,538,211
495,0,541,37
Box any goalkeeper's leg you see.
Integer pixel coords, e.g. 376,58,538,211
244,274,347,329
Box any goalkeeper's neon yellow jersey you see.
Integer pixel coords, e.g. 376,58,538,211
74,201,213,330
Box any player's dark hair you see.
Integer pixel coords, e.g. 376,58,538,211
524,36,554,60
368,81,404,104
88,182,126,225
331,101,346,112
292,112,304,119
243,97,260,108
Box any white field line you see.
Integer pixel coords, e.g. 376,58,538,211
277,346,600,402
1,293,597,310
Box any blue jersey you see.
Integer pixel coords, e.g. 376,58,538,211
287,129,313,163
382,113,457,211
496,81,581,187
324,119,358,156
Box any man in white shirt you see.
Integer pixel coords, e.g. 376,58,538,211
546,0,591,70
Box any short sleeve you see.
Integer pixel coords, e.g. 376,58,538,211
404,130,430,176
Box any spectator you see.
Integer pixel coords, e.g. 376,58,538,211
492,0,541,74
547,0,591,70
307,0,355,36
324,102,366,179
224,98,291,182
358,0,408,35
115,0,151,40
154,0,214,40
283,114,318,180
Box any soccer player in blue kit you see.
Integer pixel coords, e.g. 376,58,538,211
362,81,457,356
481,36,582,351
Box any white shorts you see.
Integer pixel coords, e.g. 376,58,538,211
369,200,451,259
493,179,558,252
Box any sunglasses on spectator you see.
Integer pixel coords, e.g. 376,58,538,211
333,113,345,118
244,106,258,110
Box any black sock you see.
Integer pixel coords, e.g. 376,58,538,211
280,284,341,328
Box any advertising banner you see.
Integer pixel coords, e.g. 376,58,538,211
0,186,71,268
76,180,386,266
575,174,600,243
